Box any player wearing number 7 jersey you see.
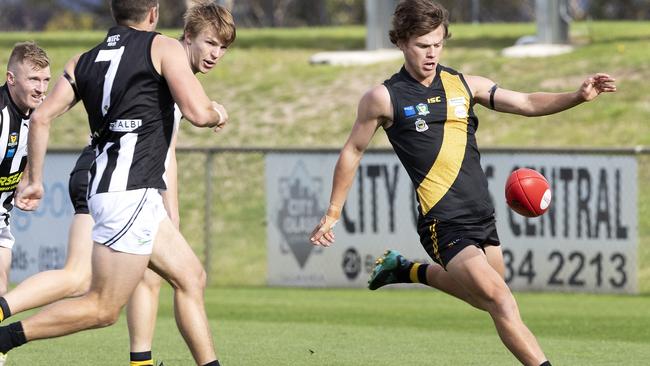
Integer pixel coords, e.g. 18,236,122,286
1,1,225,365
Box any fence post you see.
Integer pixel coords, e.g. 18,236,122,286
204,150,214,284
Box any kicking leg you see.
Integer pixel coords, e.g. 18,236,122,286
148,217,216,365
368,249,485,310
425,244,506,310
2,214,93,317
369,244,508,311
446,246,547,366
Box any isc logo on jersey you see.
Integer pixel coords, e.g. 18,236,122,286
110,119,142,132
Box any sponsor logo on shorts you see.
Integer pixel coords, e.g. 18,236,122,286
447,238,461,248
136,229,152,246
110,119,142,132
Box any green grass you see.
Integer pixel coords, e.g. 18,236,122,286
1,22,649,290
5,286,650,365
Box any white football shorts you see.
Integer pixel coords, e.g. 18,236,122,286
0,226,15,249
88,188,167,255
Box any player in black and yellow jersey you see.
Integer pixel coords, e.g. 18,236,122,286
309,1,616,366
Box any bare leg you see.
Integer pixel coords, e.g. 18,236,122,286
21,244,149,340
127,269,162,353
484,245,505,279
148,218,215,365
446,246,547,366
0,248,12,296
422,245,505,311
3,214,93,314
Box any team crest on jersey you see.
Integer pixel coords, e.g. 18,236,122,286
403,106,416,118
6,132,18,158
416,103,430,116
414,118,428,132
8,133,17,147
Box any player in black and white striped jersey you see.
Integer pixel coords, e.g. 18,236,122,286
2,1,226,365
0,42,50,296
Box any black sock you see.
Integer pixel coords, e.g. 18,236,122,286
203,361,220,366
130,350,153,366
0,321,27,353
0,297,11,322
395,259,429,285
540,361,552,366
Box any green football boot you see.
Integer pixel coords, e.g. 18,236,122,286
368,249,408,290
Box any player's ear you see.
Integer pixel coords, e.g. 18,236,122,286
396,39,406,51
183,32,192,45
149,4,159,26
6,71,15,85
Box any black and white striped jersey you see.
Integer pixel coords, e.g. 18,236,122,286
74,25,175,196
0,84,29,227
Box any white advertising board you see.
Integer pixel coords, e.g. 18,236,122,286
10,153,77,283
266,152,637,293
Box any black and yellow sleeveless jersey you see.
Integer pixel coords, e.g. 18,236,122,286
383,65,494,223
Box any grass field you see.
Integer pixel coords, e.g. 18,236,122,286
5,286,650,365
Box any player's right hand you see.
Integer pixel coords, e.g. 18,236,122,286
309,214,338,247
309,204,342,247
15,183,44,211
212,101,228,132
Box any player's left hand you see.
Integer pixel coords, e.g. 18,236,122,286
580,73,617,101
15,183,44,211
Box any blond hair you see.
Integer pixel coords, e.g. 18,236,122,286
8,41,50,71
182,1,236,47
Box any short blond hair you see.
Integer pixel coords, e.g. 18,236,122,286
8,41,50,71
182,1,236,47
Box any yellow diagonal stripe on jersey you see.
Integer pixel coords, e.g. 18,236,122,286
416,70,469,214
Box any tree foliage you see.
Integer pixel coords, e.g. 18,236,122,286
1,0,649,31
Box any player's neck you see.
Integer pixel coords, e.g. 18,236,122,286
6,85,29,116
119,20,155,33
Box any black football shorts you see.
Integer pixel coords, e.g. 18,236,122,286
417,214,500,268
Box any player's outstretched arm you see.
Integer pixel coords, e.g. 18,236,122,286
16,56,79,211
310,85,391,247
468,73,616,117
152,35,227,129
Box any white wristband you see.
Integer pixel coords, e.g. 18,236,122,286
213,106,224,126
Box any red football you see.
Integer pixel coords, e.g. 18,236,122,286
505,168,552,217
